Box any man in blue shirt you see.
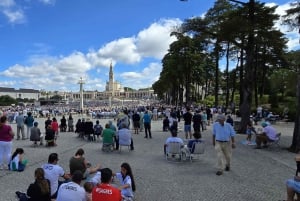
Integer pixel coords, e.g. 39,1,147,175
143,110,152,138
212,114,236,176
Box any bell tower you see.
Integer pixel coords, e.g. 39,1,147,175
109,62,114,91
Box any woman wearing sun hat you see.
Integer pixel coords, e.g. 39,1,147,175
255,122,278,149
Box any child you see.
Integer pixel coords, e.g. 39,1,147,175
114,162,136,201
83,181,93,201
246,122,256,144
9,148,28,172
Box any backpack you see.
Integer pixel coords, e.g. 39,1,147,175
94,124,103,134
172,120,178,131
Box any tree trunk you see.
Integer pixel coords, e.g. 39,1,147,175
214,45,220,107
238,0,255,133
289,73,300,153
225,41,230,109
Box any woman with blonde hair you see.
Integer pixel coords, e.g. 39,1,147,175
27,168,51,201
16,168,51,201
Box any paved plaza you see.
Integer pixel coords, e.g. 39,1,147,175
0,115,298,201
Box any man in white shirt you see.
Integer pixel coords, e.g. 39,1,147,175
164,127,184,155
42,153,71,199
56,170,87,201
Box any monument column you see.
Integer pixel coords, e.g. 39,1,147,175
78,77,85,113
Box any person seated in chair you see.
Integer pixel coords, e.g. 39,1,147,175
285,155,300,201
45,125,55,147
162,116,169,132
116,123,134,151
30,122,43,146
184,131,203,154
255,122,278,149
164,126,184,156
101,123,115,152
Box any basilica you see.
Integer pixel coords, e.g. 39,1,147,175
65,63,155,102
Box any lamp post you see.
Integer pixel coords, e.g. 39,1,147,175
78,77,85,114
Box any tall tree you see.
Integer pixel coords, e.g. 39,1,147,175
282,1,300,152
285,50,300,152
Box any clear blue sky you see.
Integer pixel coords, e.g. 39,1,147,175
0,0,298,92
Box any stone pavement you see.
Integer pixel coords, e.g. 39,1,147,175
0,115,298,201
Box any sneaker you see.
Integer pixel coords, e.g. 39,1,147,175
225,166,230,171
216,171,223,176
15,191,23,198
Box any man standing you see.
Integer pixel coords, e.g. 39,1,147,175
183,107,193,139
212,114,236,176
92,168,122,201
24,112,34,139
132,111,140,134
193,110,202,134
45,116,52,133
56,170,86,201
15,111,25,140
143,110,152,139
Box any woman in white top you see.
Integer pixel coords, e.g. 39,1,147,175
9,148,27,171
114,162,136,201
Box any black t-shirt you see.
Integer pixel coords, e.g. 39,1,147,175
183,112,193,125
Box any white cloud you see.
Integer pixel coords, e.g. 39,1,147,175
120,62,162,89
2,9,25,24
39,0,56,5
0,0,15,7
0,80,16,88
136,18,182,59
56,52,92,74
98,38,141,64
0,18,179,91
267,2,300,50
0,0,54,25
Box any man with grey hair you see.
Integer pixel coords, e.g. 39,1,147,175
15,111,25,140
212,114,236,176
116,123,134,151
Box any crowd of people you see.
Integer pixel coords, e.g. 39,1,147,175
0,104,298,200
13,150,136,201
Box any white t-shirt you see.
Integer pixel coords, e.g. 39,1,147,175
42,163,65,196
115,172,134,198
56,181,86,201
10,154,20,170
89,171,101,186
165,137,184,152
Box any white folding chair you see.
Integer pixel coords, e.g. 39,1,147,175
188,141,205,162
119,143,131,152
166,142,183,162
268,132,281,149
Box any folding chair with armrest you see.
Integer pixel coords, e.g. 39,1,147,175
188,141,205,162
166,142,183,161
268,132,281,148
